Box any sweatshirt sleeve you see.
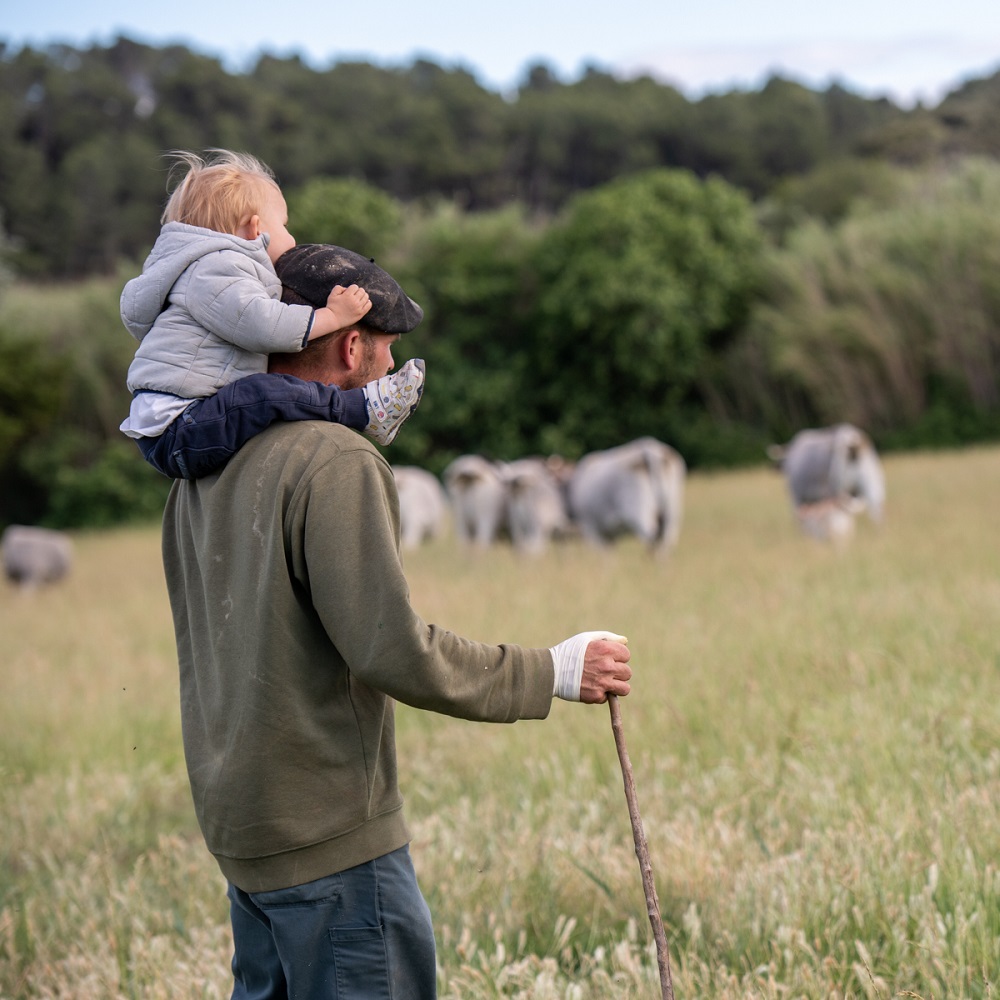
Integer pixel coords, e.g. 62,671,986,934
296,446,555,722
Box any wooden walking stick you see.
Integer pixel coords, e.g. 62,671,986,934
608,693,675,1000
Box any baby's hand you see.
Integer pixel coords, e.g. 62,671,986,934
326,284,372,328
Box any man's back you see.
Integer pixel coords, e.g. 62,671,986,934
162,420,553,893
163,421,411,891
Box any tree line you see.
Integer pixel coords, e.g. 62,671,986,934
0,38,998,529
1,36,999,278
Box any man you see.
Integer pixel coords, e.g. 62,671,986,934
161,244,632,999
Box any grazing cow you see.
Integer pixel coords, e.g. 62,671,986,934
442,455,508,548
795,496,867,544
1,525,73,589
392,466,449,550
566,437,686,554
503,457,571,555
768,423,886,532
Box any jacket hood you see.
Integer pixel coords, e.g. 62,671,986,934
120,222,270,341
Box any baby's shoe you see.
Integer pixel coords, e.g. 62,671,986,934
362,359,425,446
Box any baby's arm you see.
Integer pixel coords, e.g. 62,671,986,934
306,285,372,341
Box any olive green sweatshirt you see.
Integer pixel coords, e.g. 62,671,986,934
162,421,554,892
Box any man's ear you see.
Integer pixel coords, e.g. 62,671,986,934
339,328,362,370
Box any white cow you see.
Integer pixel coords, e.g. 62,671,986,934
1,525,73,589
768,423,886,532
442,455,508,548
502,457,571,555
567,437,686,554
392,466,449,550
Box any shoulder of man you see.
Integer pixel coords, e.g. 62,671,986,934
242,420,389,475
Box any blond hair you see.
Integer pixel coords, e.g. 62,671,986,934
160,149,280,234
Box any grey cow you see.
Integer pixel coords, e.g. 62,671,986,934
392,466,449,550
442,455,508,548
503,457,571,555
768,423,886,531
1,525,74,589
567,437,686,554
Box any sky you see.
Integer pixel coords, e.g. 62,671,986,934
5,1,1000,108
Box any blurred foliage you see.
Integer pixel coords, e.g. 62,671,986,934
385,202,545,472
4,159,1000,528
286,177,404,260
720,158,1000,447
1,37,999,527
527,168,764,464
0,270,172,528
2,36,1000,278
758,158,907,242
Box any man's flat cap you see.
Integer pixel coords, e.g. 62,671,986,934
275,244,423,334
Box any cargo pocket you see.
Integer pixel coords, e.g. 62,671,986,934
331,925,392,1000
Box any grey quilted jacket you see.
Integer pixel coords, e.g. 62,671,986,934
122,222,313,399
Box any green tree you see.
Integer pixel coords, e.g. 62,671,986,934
527,168,763,461
821,82,901,154
507,66,688,210
933,72,1000,158
386,202,544,470
749,76,830,185
681,77,834,195
267,59,511,206
0,329,67,514
3,36,997,281
0,270,169,528
759,157,906,243
853,108,948,165
60,133,165,274
683,90,760,189
286,177,403,259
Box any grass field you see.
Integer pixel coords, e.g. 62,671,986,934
2,446,999,998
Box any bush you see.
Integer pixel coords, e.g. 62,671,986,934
286,177,404,260
724,158,1000,448
386,202,545,471
20,433,171,528
526,167,764,458
0,270,167,528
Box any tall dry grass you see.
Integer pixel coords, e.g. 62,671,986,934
2,446,999,998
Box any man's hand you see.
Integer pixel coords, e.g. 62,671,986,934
550,631,631,702
579,636,631,704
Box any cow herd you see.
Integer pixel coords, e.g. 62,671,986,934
1,423,887,590
395,424,886,555
420,436,686,556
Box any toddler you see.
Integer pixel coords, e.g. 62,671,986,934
120,149,424,479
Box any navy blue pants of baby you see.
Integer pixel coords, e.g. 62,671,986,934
137,373,367,480
227,844,437,999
